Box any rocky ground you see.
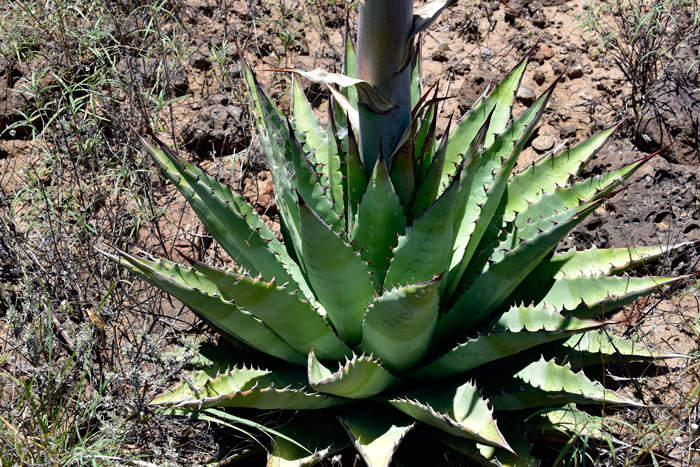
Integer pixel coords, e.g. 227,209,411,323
1,0,699,464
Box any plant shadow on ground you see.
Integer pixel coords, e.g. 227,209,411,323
0,0,698,465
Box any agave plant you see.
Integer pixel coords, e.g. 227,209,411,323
104,1,686,465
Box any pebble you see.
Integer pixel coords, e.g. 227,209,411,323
551,61,564,75
541,45,553,59
528,1,543,13
559,124,577,138
566,60,584,79
534,67,547,85
517,86,537,105
532,135,556,152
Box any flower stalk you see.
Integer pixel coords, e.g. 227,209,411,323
357,0,414,174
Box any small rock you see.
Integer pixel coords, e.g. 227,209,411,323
533,51,545,65
559,124,577,138
504,0,524,21
531,10,547,28
431,49,450,62
566,59,584,79
532,135,556,152
557,4,570,12
528,1,543,13
517,86,537,106
551,61,564,75
182,103,247,156
533,67,547,85
453,61,471,75
583,62,594,74
540,45,554,59
457,70,502,113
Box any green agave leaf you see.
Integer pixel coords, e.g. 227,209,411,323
525,404,607,442
414,102,436,184
239,49,289,175
339,405,416,467
190,340,295,377
387,381,514,453
308,350,401,399
188,260,351,361
384,171,459,287
440,100,498,195
289,119,343,232
409,38,422,109
132,131,312,301
437,200,600,343
545,330,686,369
351,155,406,289
361,276,441,372
488,357,643,410
292,74,329,166
103,250,305,365
516,274,681,319
530,244,688,279
299,200,375,345
389,137,416,210
483,46,534,147
243,61,306,271
345,120,368,220
333,90,350,137
342,28,358,106
446,79,558,300
455,154,650,309
510,152,653,231
329,83,360,131
151,365,344,410
410,117,452,218
412,83,439,181
269,412,350,467
436,418,538,467
503,122,620,224
325,100,347,222
410,304,609,379
439,116,490,302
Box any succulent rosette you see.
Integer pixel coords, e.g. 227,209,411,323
103,1,686,464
